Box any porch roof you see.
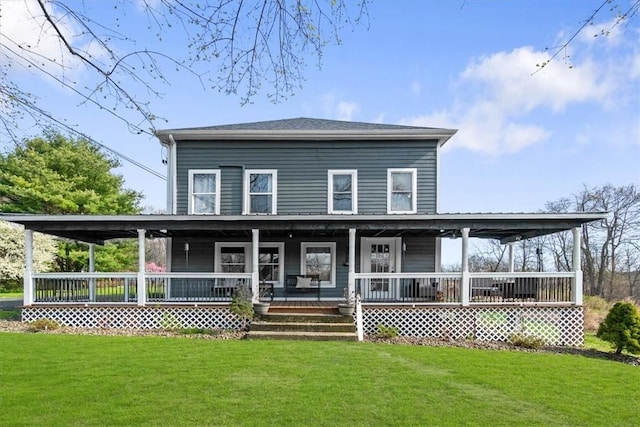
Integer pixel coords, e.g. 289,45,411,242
1,212,606,245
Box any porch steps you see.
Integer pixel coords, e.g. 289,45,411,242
247,312,356,341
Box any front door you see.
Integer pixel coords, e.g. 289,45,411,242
361,237,401,300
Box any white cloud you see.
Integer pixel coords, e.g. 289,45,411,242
321,92,360,121
401,42,633,155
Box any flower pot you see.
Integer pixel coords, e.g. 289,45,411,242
253,302,270,315
338,303,354,316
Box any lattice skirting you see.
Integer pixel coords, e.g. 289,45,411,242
22,306,243,330
363,305,584,346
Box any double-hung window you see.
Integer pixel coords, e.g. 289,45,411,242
328,170,357,214
215,242,284,287
300,242,336,287
387,168,417,214
188,170,220,215
244,169,277,214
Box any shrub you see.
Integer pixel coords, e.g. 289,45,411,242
229,284,254,330
509,333,545,349
28,318,61,332
597,302,640,355
377,324,399,339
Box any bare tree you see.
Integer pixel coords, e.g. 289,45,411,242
0,0,369,143
535,0,640,72
545,184,640,298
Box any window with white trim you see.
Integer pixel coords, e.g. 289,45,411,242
258,243,285,287
215,242,284,286
387,168,417,214
244,170,277,214
215,243,249,273
188,170,221,214
328,170,357,214
300,242,336,287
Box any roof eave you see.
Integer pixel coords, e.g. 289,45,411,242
154,128,458,144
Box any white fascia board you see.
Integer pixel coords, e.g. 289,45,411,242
154,129,458,143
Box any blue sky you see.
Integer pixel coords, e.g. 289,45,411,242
2,1,639,263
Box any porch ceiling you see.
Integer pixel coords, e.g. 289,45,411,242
1,212,606,245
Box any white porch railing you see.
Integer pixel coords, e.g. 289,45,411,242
33,273,138,304
468,272,574,304
146,273,252,302
355,271,577,305
31,272,252,304
355,273,462,303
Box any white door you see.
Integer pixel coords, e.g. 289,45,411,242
361,237,401,300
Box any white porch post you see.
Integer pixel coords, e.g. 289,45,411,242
23,229,34,306
88,243,96,302
508,242,515,273
461,228,470,306
137,229,146,306
572,227,583,305
348,228,356,297
252,229,260,303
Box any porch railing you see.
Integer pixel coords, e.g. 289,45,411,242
33,273,138,303
469,272,574,303
355,273,462,303
31,272,252,304
355,272,576,304
146,273,252,302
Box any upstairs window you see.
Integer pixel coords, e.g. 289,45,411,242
328,170,357,214
387,168,417,214
244,170,277,214
188,170,220,215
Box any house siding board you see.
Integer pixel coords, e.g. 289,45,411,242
402,235,436,272
175,140,438,215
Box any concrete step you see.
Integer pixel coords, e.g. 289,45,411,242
250,321,355,333
257,313,353,324
245,330,357,341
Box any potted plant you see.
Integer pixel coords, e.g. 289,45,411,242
253,283,272,315
338,288,355,316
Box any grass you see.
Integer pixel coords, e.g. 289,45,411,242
0,291,23,299
0,334,638,426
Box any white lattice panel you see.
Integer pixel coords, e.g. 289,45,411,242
22,306,242,330
363,306,583,346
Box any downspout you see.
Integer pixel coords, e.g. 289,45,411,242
168,134,178,215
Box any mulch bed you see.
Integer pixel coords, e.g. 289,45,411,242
2,320,638,365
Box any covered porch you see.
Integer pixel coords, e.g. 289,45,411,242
4,212,605,308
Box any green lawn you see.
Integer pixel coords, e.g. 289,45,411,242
0,334,637,426
0,292,23,299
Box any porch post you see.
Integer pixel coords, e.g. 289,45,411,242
251,229,259,303
461,228,470,306
88,243,96,302
508,242,514,272
572,227,583,305
23,229,34,306
348,228,356,297
137,229,146,306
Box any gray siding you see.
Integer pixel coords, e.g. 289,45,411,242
170,234,436,298
175,140,438,215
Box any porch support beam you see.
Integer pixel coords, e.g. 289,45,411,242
460,228,470,306
23,229,34,306
252,229,259,303
348,228,356,297
137,229,146,306
572,227,583,305
89,243,96,302
508,242,514,272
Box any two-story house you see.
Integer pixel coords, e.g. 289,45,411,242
4,118,605,344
